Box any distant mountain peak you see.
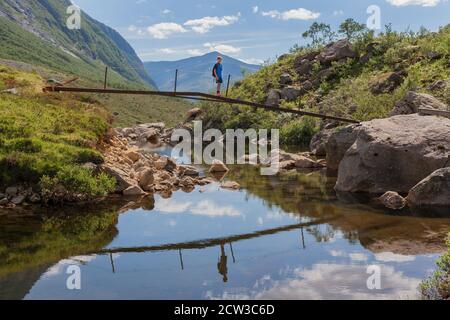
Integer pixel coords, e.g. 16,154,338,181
144,53,262,93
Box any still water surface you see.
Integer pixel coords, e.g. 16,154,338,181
0,149,449,300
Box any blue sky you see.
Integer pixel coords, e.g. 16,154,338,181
74,0,450,63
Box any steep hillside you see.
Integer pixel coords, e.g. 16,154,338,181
201,24,449,145
0,0,156,88
144,52,261,92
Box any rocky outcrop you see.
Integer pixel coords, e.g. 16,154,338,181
279,73,293,86
390,91,448,116
407,167,450,207
379,191,406,210
334,114,450,193
280,86,303,102
294,59,313,76
266,89,281,106
370,71,404,94
317,39,356,65
325,125,361,172
310,128,333,156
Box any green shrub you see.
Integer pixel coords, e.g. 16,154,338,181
280,117,319,146
420,234,450,300
40,166,115,202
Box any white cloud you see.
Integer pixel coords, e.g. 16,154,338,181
128,25,137,32
162,9,171,14
240,57,264,65
157,48,176,54
187,49,204,56
262,8,320,20
252,6,259,14
147,22,187,39
204,43,241,54
333,10,345,16
136,0,147,4
184,13,240,34
386,0,442,6
349,253,369,262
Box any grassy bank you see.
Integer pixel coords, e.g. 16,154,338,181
0,64,114,199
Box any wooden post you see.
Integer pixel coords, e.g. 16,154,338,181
178,249,184,270
225,74,231,97
104,67,108,89
174,69,178,94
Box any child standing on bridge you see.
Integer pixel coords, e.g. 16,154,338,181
212,56,223,96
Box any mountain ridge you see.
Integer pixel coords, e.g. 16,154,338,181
0,0,156,88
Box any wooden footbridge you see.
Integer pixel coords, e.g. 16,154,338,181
43,76,360,124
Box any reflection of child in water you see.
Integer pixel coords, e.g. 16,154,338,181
217,244,228,283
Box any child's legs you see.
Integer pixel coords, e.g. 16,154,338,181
217,82,221,93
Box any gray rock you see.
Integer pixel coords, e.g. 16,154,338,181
82,162,98,171
187,108,202,120
138,169,155,191
390,91,447,116
294,59,313,76
266,89,281,106
325,125,361,172
310,129,333,156
279,73,293,86
316,67,335,81
379,191,406,210
280,86,303,102
28,193,41,203
428,80,447,91
10,194,26,205
0,198,8,206
318,39,357,64
335,114,450,193
5,187,18,198
371,72,404,94
0,193,6,200
407,167,450,207
123,185,145,196
209,160,229,173
101,165,134,192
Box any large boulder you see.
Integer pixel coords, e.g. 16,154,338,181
370,71,404,94
407,167,450,207
101,165,134,193
294,59,313,76
310,129,333,156
390,91,448,116
317,39,356,65
279,73,293,86
325,125,361,172
335,114,450,193
280,86,303,102
266,89,281,106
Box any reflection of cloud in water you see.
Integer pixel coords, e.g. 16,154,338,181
155,198,192,213
42,255,97,278
205,264,420,300
190,200,241,217
154,198,242,217
349,253,369,262
375,252,416,263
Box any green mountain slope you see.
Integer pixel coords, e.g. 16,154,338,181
0,0,156,88
144,52,261,92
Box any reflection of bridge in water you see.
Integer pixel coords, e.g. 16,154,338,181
101,216,338,281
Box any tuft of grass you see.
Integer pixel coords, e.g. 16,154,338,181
280,117,319,146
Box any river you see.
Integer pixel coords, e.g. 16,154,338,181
0,146,449,300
